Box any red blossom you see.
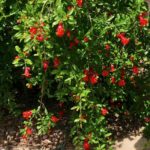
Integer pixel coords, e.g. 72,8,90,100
117,33,130,46
110,64,115,72
83,72,89,83
53,57,60,68
15,56,20,59
43,60,49,72
110,76,116,84
67,5,74,11
56,23,65,37
101,108,108,116
83,68,99,85
139,15,148,27
118,79,126,87
66,30,71,38
22,134,27,140
51,115,59,123
22,110,32,120
105,44,110,50
90,74,98,85
102,70,109,77
83,139,90,150
83,37,89,43
120,36,130,46
26,127,32,135
132,66,139,75
29,27,37,35
24,67,31,78
36,34,44,42
144,117,150,123
76,0,83,7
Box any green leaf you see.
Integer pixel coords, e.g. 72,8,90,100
15,46,21,53
74,118,80,122
71,106,80,111
25,59,32,65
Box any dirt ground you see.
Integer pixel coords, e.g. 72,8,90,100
0,116,150,150
113,127,150,150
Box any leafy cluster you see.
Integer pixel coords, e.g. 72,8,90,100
0,0,149,149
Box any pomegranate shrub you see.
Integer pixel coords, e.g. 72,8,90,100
12,0,149,149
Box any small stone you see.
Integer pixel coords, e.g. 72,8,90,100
42,135,48,140
7,135,14,141
10,140,18,146
4,140,8,145
48,145,53,149
9,131,16,136
42,139,51,145
52,145,56,149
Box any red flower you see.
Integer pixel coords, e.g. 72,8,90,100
117,33,130,46
53,57,60,68
74,38,80,45
56,23,65,37
15,55,20,59
144,117,150,123
110,76,116,84
26,127,32,135
43,60,49,72
105,44,110,50
51,115,59,123
29,27,37,35
66,30,71,38
83,70,89,83
67,5,73,11
83,139,90,150
69,42,76,49
110,64,115,72
120,36,130,46
24,67,31,78
90,75,98,85
101,108,108,116
84,37,89,43
139,16,148,27
118,79,126,87
22,110,32,120
102,70,109,77
22,134,27,140
83,68,98,85
132,66,139,75
117,33,125,38
36,34,44,42
76,0,83,7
